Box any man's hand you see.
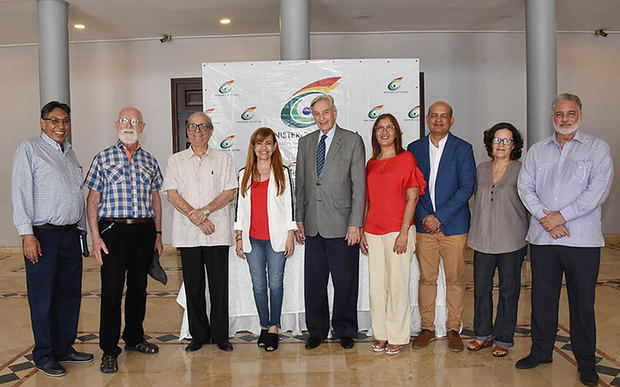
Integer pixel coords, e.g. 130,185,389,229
188,209,207,226
393,231,408,254
295,223,306,244
92,235,109,266
198,218,215,235
549,224,570,239
154,234,163,256
422,215,441,234
360,232,369,255
22,234,42,263
345,226,361,246
540,209,565,231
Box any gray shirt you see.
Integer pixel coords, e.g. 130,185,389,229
467,160,528,254
12,133,86,235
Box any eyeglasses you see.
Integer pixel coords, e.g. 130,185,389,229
553,111,578,120
43,117,71,125
117,117,143,127
492,137,514,145
375,125,395,132
187,123,213,132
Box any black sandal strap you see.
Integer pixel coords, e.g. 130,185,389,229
265,333,279,352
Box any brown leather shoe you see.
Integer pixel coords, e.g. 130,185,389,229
447,330,464,352
412,329,436,349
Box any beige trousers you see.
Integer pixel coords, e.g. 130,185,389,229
366,227,415,345
416,231,467,332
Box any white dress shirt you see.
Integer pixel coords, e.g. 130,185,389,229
163,146,237,247
428,135,448,212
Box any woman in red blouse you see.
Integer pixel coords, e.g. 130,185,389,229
360,113,426,355
234,127,297,352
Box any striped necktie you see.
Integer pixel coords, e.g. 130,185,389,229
316,134,327,176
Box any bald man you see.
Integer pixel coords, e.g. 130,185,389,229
85,107,164,374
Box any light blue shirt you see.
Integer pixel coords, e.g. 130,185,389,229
517,130,614,247
12,133,86,235
317,124,336,156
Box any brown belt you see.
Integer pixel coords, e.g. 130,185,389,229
99,217,153,224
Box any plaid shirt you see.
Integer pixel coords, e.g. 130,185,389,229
84,141,163,218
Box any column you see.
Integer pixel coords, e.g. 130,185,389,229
280,0,310,60
37,0,70,107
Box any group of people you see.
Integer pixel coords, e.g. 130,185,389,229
11,92,613,386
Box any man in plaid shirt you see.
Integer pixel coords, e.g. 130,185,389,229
85,106,163,374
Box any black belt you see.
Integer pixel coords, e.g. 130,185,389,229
34,223,78,231
99,217,153,224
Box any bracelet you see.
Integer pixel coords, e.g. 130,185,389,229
155,231,162,235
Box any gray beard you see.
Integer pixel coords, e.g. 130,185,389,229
553,122,580,135
118,130,138,145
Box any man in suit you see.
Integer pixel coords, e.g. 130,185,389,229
295,94,366,350
407,101,476,352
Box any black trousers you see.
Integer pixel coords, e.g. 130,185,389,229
179,246,230,344
304,234,359,339
530,244,600,369
473,247,526,347
98,219,155,357
26,227,82,366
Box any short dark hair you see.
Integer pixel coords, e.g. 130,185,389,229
41,101,70,119
483,122,524,160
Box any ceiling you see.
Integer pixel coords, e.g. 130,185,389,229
1,0,618,46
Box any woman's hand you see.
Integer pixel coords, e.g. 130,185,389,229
235,239,245,259
360,232,369,255
393,232,408,254
284,231,295,258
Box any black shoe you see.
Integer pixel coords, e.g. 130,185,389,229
340,337,355,349
57,351,94,363
515,354,553,369
257,328,268,347
100,355,118,374
185,340,203,352
36,360,66,377
216,341,233,352
305,337,321,350
579,367,599,386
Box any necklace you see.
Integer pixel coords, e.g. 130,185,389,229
378,153,395,172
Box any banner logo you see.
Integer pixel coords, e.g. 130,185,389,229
387,77,403,91
408,105,420,119
281,77,341,128
368,105,384,119
220,135,235,149
204,108,215,115
218,80,234,94
241,107,256,120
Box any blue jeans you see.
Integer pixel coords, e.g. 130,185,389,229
245,237,286,328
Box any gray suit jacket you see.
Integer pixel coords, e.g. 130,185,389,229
295,125,366,238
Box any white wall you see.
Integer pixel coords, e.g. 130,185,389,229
1,32,618,246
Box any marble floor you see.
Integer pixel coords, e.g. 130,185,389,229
1,236,620,386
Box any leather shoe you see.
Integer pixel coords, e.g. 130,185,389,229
579,367,599,386
216,341,233,352
100,355,118,374
305,337,321,350
412,329,435,349
515,354,553,369
446,330,464,352
340,337,355,349
36,360,66,377
57,351,94,363
185,340,203,352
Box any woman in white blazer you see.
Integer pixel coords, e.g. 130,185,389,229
234,127,296,352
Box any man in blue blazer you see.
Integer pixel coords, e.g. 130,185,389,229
406,101,476,352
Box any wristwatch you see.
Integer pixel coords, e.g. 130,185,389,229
202,208,211,217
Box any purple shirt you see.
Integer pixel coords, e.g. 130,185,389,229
517,130,614,247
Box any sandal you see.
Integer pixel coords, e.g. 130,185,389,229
125,341,159,354
257,329,268,347
492,346,509,357
466,339,493,352
265,333,279,352
386,344,401,355
371,340,387,352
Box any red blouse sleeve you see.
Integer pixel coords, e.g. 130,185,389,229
406,153,427,195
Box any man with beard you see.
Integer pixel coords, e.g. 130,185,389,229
11,101,93,377
85,106,164,374
516,94,614,386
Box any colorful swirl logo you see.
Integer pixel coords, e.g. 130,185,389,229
387,77,403,91
220,135,235,149
368,105,384,119
241,107,256,121
281,77,341,128
204,108,215,115
218,80,234,94
408,105,420,119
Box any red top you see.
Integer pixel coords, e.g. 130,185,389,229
364,151,427,235
250,179,270,240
